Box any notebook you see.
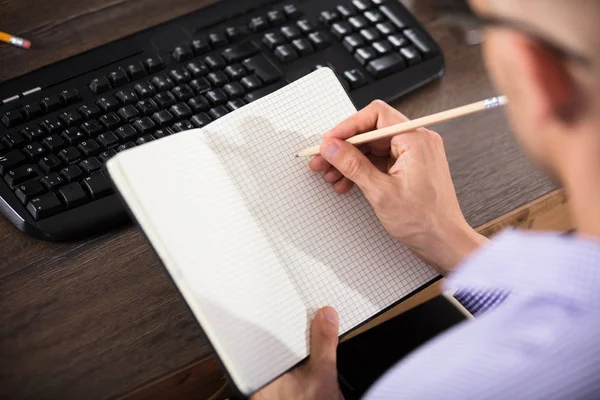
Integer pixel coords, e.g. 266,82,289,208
106,68,439,396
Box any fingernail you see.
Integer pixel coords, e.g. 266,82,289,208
322,307,338,324
322,142,339,161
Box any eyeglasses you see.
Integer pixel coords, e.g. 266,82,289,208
435,0,593,68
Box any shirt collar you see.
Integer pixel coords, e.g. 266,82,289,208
446,229,600,305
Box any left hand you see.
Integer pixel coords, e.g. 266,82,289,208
250,307,344,400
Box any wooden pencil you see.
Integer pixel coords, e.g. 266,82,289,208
297,96,508,158
0,31,31,49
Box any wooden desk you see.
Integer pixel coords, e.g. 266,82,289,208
0,1,569,399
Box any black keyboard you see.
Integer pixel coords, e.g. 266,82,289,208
0,0,444,240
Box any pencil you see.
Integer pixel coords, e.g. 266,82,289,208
0,31,31,49
297,96,508,158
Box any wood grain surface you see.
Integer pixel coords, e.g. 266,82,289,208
0,0,559,399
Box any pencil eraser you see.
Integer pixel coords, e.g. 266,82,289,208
22,40,31,49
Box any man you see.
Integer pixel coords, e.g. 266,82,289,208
253,0,600,398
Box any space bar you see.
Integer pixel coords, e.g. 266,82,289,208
244,82,287,102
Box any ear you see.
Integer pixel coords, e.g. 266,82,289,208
509,33,581,125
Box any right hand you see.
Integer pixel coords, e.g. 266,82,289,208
309,100,487,274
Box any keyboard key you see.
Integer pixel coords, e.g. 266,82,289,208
274,44,298,63
292,38,314,56
143,56,164,73
60,165,84,182
205,89,228,106
348,16,369,30
170,120,195,132
172,84,195,102
151,75,175,91
89,77,111,94
242,55,283,84
280,25,301,40
99,113,121,130
22,103,43,119
5,164,39,187
244,82,286,102
187,61,209,77
364,10,384,24
226,99,246,111
404,28,432,57
190,113,212,128
40,96,62,113
225,25,249,41
152,110,174,127
134,136,154,146
23,142,47,160
59,88,80,105
42,134,66,152
223,82,245,98
331,22,353,39
151,93,175,111
77,139,101,157
126,62,147,80
267,10,286,25
400,45,422,66
133,117,156,134
152,128,172,139
81,119,105,136
296,19,315,34
82,172,113,200
204,55,226,70
97,132,119,149
1,110,23,128
114,141,134,151
343,68,367,89
27,192,62,220
373,39,392,55
15,180,45,204
20,125,45,142
355,46,377,65
1,132,25,149
117,105,140,121
98,149,118,164
224,64,247,80
360,27,381,42
77,103,102,120
79,157,103,174
388,33,407,48
343,34,366,52
59,111,83,127
58,146,82,164
39,117,65,135
283,4,301,19
208,106,229,120
40,172,64,191
376,21,396,36
38,154,62,174
222,41,260,63
108,70,129,87
366,52,406,78
96,96,120,112
133,82,157,98
188,96,210,112
58,182,88,208
308,31,332,50
191,38,211,55
115,90,138,105
169,67,192,84
172,45,194,62
240,75,262,91
61,128,86,145
190,78,212,94
318,11,339,25
135,99,159,116
208,32,228,48
353,0,371,11
207,71,230,87
336,4,356,18
249,16,270,32
115,124,138,141
380,5,409,29
170,103,193,119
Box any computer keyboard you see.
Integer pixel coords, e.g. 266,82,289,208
0,0,444,240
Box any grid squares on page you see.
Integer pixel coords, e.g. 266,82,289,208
192,69,438,388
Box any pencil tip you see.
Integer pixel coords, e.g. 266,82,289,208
295,155,299,158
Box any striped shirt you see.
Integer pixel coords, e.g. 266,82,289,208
365,230,600,399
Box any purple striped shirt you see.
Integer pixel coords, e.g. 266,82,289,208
365,230,600,399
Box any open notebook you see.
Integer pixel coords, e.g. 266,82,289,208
106,68,438,396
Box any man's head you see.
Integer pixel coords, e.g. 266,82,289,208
467,0,600,184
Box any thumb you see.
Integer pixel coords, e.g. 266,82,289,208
320,139,386,192
308,307,339,371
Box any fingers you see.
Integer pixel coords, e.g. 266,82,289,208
320,139,388,193
308,307,339,371
309,155,330,172
323,167,343,183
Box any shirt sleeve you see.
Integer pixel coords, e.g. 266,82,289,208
453,288,510,316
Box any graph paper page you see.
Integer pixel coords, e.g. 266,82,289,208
107,69,438,395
